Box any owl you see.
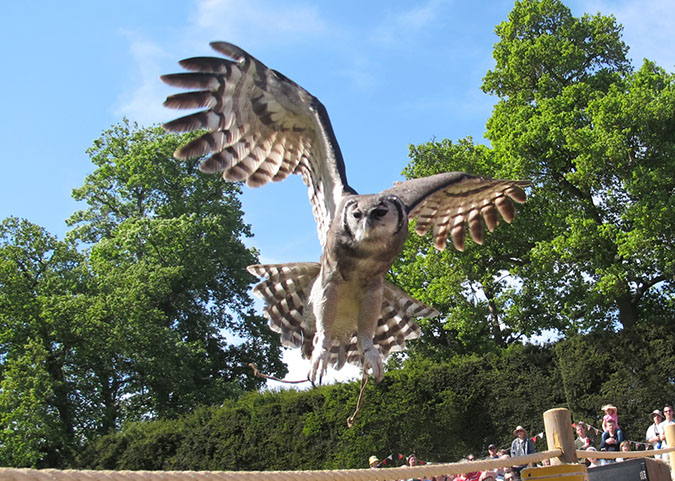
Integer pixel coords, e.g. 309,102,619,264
161,42,528,383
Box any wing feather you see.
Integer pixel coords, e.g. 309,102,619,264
162,42,355,246
382,172,529,251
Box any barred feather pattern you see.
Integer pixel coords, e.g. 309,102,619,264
161,41,353,247
248,263,439,371
408,178,528,251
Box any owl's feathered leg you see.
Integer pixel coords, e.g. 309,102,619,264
357,278,385,382
308,275,338,384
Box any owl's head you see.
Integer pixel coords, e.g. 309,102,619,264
342,195,407,243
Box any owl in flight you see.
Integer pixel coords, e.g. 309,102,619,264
161,42,528,383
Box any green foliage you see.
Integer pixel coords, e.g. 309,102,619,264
0,121,286,466
483,0,630,101
482,0,673,331
77,344,566,470
556,324,675,439
0,339,64,467
0,218,86,466
77,326,674,471
397,0,673,358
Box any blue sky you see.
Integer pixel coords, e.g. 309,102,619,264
2,0,673,384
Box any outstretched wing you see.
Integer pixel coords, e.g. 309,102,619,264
381,172,529,251
161,41,355,247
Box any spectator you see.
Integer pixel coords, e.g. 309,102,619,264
466,454,475,462
599,418,623,463
574,421,593,450
617,441,630,462
402,454,423,481
510,426,535,479
601,404,619,431
369,455,379,468
487,444,499,459
496,454,513,481
479,472,498,481
454,460,498,481
455,459,480,481
646,410,663,453
659,405,675,459
585,447,602,468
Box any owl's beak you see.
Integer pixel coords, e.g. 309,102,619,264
364,219,375,237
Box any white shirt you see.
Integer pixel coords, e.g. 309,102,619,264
659,419,675,446
646,423,662,449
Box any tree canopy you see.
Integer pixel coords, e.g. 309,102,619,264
393,0,674,360
0,121,286,466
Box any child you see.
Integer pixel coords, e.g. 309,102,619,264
602,404,619,431
617,441,630,462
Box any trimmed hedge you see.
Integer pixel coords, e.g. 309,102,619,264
77,327,675,470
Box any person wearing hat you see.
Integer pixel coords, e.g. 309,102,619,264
646,409,664,452
369,455,379,469
510,426,534,478
601,404,619,431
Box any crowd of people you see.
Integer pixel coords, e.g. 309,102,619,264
574,403,675,466
367,403,675,481
368,425,536,481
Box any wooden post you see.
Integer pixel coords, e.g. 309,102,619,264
543,408,578,465
665,423,675,475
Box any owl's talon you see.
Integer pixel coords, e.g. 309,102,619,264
309,348,330,384
363,346,383,382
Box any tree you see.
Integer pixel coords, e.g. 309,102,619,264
395,0,673,355
0,218,86,466
0,121,287,466
483,0,674,330
66,120,286,420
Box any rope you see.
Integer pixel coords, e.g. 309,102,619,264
248,363,310,385
248,363,369,428
0,450,562,481
346,372,369,428
578,445,675,460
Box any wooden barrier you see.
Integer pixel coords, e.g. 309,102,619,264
522,464,588,480
666,423,675,474
543,408,578,465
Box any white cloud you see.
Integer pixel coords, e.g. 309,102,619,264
369,0,446,46
114,30,173,126
188,0,329,48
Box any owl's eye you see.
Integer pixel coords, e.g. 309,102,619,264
353,211,362,219
374,208,388,218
